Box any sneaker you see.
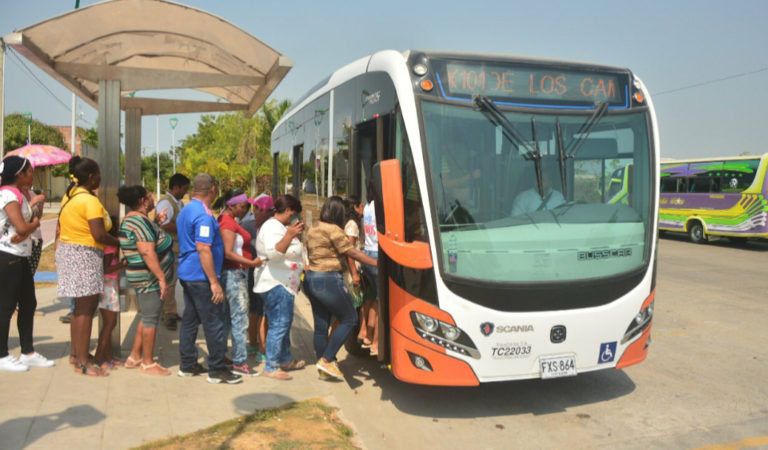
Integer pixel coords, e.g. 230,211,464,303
316,359,343,379
19,352,55,368
0,355,29,372
231,363,260,377
318,369,333,381
59,313,72,324
178,363,208,377
207,369,243,385
255,352,266,363
246,345,259,355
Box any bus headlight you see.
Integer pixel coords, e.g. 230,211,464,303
410,312,480,359
622,300,654,344
441,323,461,341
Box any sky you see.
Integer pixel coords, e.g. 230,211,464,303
1,0,767,160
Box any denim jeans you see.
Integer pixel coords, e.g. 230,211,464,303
361,250,378,298
262,285,295,372
221,268,249,366
179,280,227,375
303,271,358,362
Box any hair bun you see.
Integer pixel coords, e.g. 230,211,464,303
69,155,82,172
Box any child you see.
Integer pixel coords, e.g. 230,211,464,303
94,217,122,370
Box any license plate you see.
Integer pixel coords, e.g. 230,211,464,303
540,355,577,379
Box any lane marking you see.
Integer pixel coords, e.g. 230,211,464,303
691,436,768,450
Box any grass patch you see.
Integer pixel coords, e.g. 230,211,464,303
129,398,359,450
35,282,57,289
41,213,59,221
37,245,57,273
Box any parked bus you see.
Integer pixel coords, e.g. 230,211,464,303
658,154,768,244
271,50,659,385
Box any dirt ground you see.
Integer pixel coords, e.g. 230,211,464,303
129,399,359,450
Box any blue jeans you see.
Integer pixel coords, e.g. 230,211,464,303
179,280,227,375
262,285,295,372
361,250,378,299
303,271,358,362
221,268,249,366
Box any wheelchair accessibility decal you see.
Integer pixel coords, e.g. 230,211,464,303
598,342,617,364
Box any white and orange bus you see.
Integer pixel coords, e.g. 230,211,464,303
271,50,659,385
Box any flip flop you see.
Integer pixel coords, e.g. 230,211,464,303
139,362,171,376
280,360,306,371
97,360,118,371
262,369,292,380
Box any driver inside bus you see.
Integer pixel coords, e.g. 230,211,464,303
511,168,566,216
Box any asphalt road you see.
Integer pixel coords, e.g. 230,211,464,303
325,235,768,450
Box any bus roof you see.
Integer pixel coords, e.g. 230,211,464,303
661,153,768,164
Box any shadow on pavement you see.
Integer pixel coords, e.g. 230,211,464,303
340,355,636,419
0,405,106,450
36,296,71,316
660,232,768,252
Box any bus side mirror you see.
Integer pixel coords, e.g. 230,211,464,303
372,160,432,270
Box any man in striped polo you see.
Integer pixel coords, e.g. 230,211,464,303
155,173,191,331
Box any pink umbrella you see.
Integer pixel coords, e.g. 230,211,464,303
4,144,72,167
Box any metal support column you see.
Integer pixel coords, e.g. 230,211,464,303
125,108,142,186
97,79,123,356
0,39,6,157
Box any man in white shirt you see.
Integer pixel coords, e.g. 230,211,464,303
511,170,566,216
155,173,191,330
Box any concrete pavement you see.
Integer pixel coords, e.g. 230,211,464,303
0,285,339,450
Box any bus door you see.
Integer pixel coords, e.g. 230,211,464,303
292,145,303,198
350,115,391,201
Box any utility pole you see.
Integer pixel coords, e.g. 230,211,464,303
156,116,160,199
71,0,79,155
0,38,6,158
23,111,32,144
170,116,178,173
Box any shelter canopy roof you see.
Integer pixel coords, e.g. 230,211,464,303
4,0,292,117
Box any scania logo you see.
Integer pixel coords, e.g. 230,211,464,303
497,325,534,333
480,322,494,337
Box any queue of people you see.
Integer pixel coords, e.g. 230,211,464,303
1,154,381,383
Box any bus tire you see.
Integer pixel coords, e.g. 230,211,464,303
729,236,750,246
344,313,368,357
688,222,706,244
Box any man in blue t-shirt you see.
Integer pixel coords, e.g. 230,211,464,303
176,174,242,384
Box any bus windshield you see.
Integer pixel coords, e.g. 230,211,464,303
421,101,652,283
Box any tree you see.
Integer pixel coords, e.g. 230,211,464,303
177,98,292,194
3,113,67,151
141,152,174,191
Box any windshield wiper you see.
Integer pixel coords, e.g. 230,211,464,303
474,95,544,198
565,102,609,158
555,117,568,199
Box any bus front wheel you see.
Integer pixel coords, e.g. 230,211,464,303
688,222,706,244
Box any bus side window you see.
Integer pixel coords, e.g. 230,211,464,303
395,110,428,243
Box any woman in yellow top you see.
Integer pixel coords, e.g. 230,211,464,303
55,156,120,377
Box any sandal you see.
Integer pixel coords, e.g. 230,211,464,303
75,363,108,378
125,355,142,369
262,369,292,380
139,363,171,376
110,359,124,367
69,354,96,366
280,360,306,371
369,348,379,356
97,360,118,371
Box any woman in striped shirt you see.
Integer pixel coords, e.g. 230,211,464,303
117,185,175,376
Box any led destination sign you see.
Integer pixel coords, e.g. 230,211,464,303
436,61,630,108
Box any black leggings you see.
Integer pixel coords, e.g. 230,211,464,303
0,251,37,358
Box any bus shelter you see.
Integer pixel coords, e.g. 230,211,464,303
3,0,292,354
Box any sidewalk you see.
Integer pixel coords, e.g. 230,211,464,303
0,285,336,450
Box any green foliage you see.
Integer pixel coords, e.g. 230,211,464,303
2,113,67,151
177,99,292,194
141,152,174,191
